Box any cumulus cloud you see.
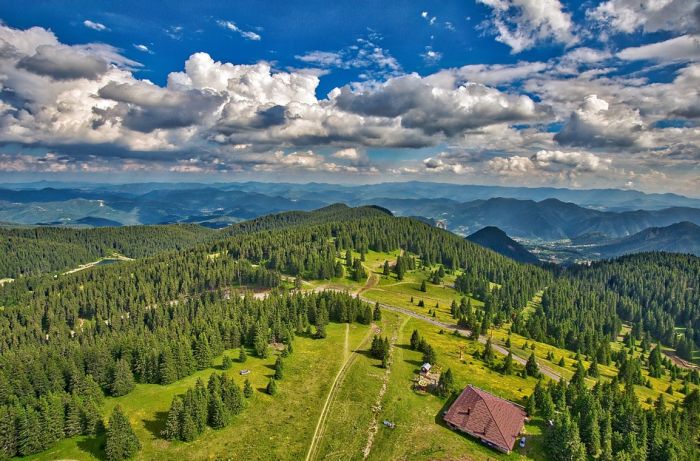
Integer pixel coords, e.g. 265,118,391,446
83,20,107,32
17,44,109,80
487,150,610,176
554,95,651,149
216,20,261,41
332,73,546,137
587,0,700,35
477,0,576,53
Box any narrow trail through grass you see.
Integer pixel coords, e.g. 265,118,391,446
306,323,376,461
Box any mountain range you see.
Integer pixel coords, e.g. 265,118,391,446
1,182,699,259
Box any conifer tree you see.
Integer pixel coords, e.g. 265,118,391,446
162,397,183,441
373,303,381,321
266,378,278,396
410,330,421,350
222,355,233,370
239,347,248,363
503,350,514,375
110,359,135,397
525,352,540,378
105,406,140,461
274,357,284,380
437,368,454,397
243,379,254,398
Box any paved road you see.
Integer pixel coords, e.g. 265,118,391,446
360,296,562,382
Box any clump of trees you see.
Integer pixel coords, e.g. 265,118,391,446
533,375,700,461
370,335,391,368
162,373,244,442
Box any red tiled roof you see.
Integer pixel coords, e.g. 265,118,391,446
443,385,527,452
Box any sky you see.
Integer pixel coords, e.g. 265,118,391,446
0,0,698,195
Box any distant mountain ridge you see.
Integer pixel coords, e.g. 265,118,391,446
595,222,700,258
466,226,540,264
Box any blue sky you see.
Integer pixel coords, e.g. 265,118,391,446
0,1,698,194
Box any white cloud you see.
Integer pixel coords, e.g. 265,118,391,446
83,20,107,32
293,32,401,80
216,20,261,41
587,0,700,35
133,44,153,54
555,94,651,149
617,34,700,63
421,48,442,65
477,0,576,53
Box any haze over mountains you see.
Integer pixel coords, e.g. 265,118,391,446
1,181,700,259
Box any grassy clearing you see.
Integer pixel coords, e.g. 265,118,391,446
367,317,546,461
28,322,371,461
315,310,407,460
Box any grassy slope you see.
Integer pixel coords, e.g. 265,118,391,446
27,322,371,461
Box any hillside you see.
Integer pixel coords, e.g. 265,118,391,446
0,224,214,277
466,226,540,264
595,221,700,258
0,205,698,461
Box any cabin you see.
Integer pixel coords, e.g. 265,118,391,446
443,385,528,454
420,363,432,373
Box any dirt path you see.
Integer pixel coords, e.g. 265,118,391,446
305,323,376,461
362,315,407,459
363,298,562,382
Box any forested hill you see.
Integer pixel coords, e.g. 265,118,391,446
515,252,700,361
0,204,551,458
0,224,214,278
466,226,540,264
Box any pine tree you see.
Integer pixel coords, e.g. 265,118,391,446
482,338,494,364
162,397,183,440
420,280,427,292
437,368,454,397
159,350,178,385
207,393,229,430
422,344,437,365
194,334,212,369
274,357,284,380
0,405,17,459
17,406,41,456
546,410,586,461
410,330,421,350
222,355,233,370
503,350,514,375
110,359,135,397
266,378,278,396
64,396,83,437
383,260,390,276
239,347,248,363
373,303,381,321
105,406,140,461
525,352,540,378
243,379,254,398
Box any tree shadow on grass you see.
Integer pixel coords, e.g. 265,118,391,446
76,434,106,461
404,358,423,367
395,343,414,351
143,411,168,439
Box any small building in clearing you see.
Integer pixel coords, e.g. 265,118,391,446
443,385,528,454
421,363,432,373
